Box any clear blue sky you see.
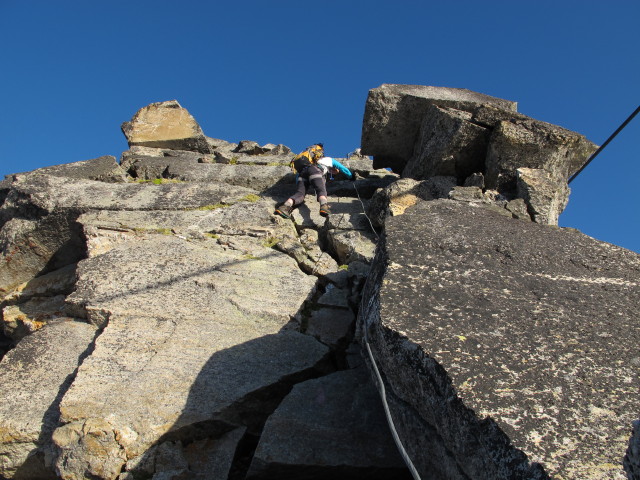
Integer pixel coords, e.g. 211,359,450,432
1,1,638,253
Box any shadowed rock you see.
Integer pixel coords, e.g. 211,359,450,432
247,367,411,480
361,84,517,171
358,199,640,479
403,104,490,182
0,319,97,479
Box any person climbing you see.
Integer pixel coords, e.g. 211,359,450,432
275,144,355,219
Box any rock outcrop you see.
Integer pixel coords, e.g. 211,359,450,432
361,84,598,225
1,87,635,480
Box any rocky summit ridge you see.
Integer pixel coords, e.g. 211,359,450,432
0,85,638,480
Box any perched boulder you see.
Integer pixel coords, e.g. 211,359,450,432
0,319,97,479
247,367,411,479
121,100,212,153
361,84,517,171
359,199,640,479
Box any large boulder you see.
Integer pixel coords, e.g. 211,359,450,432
247,367,411,479
358,199,640,480
121,100,212,154
361,84,517,171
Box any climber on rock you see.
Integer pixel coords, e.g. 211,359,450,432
275,144,355,219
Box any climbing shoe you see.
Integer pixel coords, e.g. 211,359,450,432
319,203,331,217
275,204,293,219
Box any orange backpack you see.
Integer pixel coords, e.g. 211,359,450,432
290,143,324,173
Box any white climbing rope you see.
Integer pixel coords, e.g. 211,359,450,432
352,179,422,480
363,333,422,480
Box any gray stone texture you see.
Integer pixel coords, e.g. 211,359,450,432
403,104,490,181
358,199,640,479
481,107,598,192
366,176,457,228
8,156,129,183
247,367,411,479
164,162,295,191
0,319,97,479
0,174,257,292
54,234,330,479
516,167,569,225
361,84,517,171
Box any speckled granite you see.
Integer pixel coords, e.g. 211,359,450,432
358,199,640,479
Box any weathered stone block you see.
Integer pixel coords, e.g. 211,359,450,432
480,106,597,192
517,167,569,225
165,162,295,191
121,100,212,153
403,104,490,181
2,294,67,341
10,156,128,183
361,84,517,171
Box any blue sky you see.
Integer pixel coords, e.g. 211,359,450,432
1,1,638,253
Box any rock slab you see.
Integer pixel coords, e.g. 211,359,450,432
359,199,640,480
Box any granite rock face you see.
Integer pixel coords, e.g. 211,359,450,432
0,99,399,479
358,199,640,480
0,90,626,480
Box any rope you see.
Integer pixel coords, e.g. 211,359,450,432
352,180,380,241
305,174,421,478
363,325,423,480
351,178,421,479
568,104,640,184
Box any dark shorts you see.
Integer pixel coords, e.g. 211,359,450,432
291,165,326,205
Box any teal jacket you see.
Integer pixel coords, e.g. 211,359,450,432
317,157,355,180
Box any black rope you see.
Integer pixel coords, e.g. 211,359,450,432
569,104,640,184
